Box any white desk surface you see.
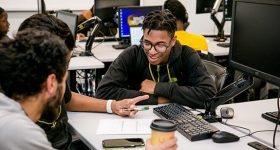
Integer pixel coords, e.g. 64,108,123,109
76,41,123,63
207,38,230,56
218,99,280,149
68,56,104,70
68,105,265,150
91,41,123,62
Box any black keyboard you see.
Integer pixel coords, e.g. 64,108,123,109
261,111,280,124
153,103,219,141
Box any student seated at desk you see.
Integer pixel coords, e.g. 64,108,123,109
18,13,149,150
164,0,216,62
96,10,216,108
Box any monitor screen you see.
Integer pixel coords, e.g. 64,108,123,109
56,11,78,41
229,0,280,87
130,26,142,45
196,0,223,14
223,0,233,20
93,0,140,28
118,6,162,38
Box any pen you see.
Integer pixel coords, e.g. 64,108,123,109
122,106,149,111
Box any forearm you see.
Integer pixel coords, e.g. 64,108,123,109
155,82,216,108
66,92,107,112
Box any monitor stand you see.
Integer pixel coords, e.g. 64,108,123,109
199,75,254,123
112,38,130,50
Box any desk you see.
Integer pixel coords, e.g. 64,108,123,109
68,105,266,150
207,38,230,57
218,99,280,149
91,41,123,62
68,56,104,70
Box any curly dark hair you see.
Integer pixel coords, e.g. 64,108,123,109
0,7,5,15
18,13,75,51
0,29,69,99
164,0,187,23
142,9,177,37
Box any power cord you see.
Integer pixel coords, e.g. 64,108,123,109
272,88,280,148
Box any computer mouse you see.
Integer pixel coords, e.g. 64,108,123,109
212,131,240,143
220,107,234,119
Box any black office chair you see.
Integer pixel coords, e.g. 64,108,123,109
202,60,227,91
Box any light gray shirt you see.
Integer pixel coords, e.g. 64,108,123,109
0,93,56,150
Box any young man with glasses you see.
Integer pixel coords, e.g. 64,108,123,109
96,10,216,108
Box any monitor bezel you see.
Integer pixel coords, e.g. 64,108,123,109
56,11,78,41
93,0,140,28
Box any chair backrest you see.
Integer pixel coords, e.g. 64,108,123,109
202,60,227,91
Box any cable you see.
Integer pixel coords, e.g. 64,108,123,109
220,121,252,138
249,129,280,136
272,88,280,148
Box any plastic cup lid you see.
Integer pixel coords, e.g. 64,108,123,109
150,119,176,132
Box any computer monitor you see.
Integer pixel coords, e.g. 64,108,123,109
196,0,223,14
229,0,280,87
56,11,78,41
202,0,280,122
223,0,232,21
93,0,140,29
115,5,162,48
37,0,46,14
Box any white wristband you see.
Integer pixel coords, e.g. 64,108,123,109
106,100,114,113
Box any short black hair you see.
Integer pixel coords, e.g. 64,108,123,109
164,0,187,23
142,9,177,37
18,13,75,50
0,7,5,15
0,29,69,99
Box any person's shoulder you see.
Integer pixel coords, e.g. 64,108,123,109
185,31,206,41
0,113,54,149
1,113,43,135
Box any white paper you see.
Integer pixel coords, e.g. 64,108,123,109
96,119,153,135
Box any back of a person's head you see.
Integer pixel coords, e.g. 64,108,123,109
164,0,187,23
18,13,75,50
142,10,177,37
0,29,69,99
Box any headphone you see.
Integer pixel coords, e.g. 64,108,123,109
183,11,189,30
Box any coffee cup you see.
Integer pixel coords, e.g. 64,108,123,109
150,119,176,145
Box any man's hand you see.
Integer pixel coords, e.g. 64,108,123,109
158,97,170,104
112,95,149,117
140,79,156,94
145,137,177,150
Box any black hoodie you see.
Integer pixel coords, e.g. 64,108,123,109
96,41,216,108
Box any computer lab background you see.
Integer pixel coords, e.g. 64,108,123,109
0,0,277,102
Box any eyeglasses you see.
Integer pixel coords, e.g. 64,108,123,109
140,39,173,53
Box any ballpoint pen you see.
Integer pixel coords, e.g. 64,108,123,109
122,106,149,111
